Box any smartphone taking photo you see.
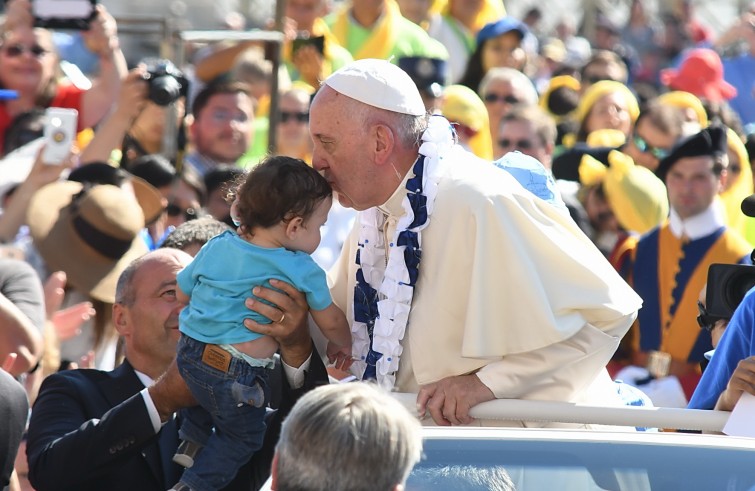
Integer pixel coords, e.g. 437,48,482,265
42,107,77,165
32,0,97,30
292,35,325,56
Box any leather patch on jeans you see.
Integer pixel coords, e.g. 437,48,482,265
202,345,232,373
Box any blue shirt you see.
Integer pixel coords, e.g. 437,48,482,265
177,231,332,344
688,286,755,409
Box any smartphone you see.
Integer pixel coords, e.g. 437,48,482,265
42,108,78,165
292,35,325,56
32,0,97,30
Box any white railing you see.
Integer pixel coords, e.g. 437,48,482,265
391,393,731,432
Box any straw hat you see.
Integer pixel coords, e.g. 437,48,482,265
27,182,149,303
67,162,165,225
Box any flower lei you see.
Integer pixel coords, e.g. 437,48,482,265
351,115,455,389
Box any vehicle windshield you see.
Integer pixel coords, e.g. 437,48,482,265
408,433,755,491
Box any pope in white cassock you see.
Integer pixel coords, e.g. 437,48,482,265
301,58,642,426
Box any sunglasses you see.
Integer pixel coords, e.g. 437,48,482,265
632,134,669,160
484,93,520,105
498,138,534,150
166,203,198,221
2,43,49,58
696,301,724,333
280,111,309,123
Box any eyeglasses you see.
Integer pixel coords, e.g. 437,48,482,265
696,301,722,333
2,43,49,58
632,134,669,160
498,138,534,150
166,203,198,221
280,111,309,123
483,93,520,105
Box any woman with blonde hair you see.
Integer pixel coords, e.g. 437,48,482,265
0,0,127,152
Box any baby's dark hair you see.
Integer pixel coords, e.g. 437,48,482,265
235,156,332,233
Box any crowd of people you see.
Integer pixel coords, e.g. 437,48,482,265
2,0,755,490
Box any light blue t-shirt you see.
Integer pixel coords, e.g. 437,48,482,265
177,231,332,344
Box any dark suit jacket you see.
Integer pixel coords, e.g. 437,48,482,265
0,369,28,489
27,352,328,491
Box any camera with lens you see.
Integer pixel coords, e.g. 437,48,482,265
141,59,189,106
704,258,755,326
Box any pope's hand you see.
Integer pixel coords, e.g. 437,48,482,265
417,374,495,426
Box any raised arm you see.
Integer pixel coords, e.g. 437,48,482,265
80,5,128,129
78,68,148,165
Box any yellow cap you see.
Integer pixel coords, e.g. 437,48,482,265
539,75,581,122
441,84,493,159
657,91,709,127
603,150,669,234
720,127,753,236
573,80,640,125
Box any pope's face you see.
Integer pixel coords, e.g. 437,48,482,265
309,87,382,210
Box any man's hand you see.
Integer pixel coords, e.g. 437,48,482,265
417,374,495,426
44,271,95,341
715,357,755,412
292,45,324,88
148,360,196,423
112,68,149,121
243,279,312,367
82,5,119,58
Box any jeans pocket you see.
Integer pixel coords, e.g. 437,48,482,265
231,379,266,408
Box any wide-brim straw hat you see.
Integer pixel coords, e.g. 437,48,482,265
27,181,148,303
67,162,165,225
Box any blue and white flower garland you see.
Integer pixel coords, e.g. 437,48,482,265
351,115,455,389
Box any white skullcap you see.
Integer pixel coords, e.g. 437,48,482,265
323,59,426,116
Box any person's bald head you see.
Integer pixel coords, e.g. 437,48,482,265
113,249,193,378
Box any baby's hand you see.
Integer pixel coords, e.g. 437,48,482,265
327,343,354,371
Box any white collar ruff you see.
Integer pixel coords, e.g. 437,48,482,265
351,115,455,389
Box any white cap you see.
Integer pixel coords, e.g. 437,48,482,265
323,59,426,116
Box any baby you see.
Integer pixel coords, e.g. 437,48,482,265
170,156,352,491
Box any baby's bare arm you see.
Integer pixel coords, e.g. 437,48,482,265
310,303,351,347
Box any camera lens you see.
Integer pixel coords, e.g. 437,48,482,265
149,75,182,106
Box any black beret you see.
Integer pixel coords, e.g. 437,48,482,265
655,125,727,183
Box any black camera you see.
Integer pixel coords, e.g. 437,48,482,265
141,59,189,106
705,261,755,322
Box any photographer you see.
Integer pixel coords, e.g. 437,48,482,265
688,286,755,411
78,62,187,169
0,0,127,152
689,195,755,411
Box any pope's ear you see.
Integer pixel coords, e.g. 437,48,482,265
374,123,395,164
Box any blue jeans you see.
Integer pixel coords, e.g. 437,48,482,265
176,334,270,491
